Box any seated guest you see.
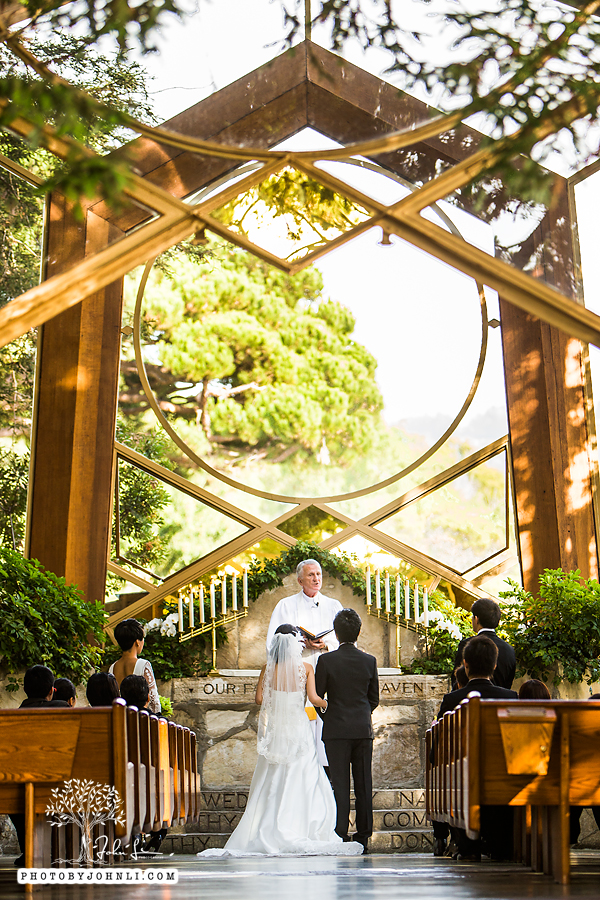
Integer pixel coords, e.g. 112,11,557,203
54,677,76,707
433,637,518,859
519,679,551,700
86,672,120,707
452,598,516,689
11,666,70,866
21,665,70,709
454,665,468,689
109,619,161,714
120,674,150,710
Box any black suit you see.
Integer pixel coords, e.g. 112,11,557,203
438,678,518,719
453,631,516,689
315,643,379,846
434,679,518,858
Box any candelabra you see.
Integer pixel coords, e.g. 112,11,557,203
177,569,249,672
364,569,430,669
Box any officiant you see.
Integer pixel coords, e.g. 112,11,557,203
266,559,342,766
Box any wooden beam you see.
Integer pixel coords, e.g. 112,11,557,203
27,201,125,602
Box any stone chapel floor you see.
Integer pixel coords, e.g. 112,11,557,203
2,853,600,899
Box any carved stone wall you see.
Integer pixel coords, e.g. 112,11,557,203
159,672,448,790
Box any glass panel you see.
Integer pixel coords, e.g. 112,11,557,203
374,453,508,575
130,225,485,499
210,166,371,263
330,534,433,584
113,459,248,580
277,506,346,542
227,536,289,569
0,154,44,552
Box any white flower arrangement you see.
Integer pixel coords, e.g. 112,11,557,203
419,609,462,641
144,613,179,637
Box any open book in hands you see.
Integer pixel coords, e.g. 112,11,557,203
297,626,333,642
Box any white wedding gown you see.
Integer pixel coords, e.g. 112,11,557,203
198,636,362,858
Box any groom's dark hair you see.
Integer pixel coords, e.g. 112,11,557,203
334,608,361,643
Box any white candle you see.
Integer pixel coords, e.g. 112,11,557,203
177,592,183,633
210,581,216,618
396,576,401,615
232,574,238,611
375,570,381,609
221,574,227,615
385,572,391,613
366,567,371,606
423,586,429,627
414,582,419,622
404,579,410,619
243,567,248,607
199,584,205,623
189,587,195,628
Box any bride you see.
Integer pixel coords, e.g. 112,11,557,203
198,624,362,857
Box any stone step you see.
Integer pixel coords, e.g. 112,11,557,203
163,828,433,855
193,807,429,834
197,788,425,814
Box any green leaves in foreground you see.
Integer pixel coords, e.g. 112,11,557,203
500,569,600,686
0,546,107,684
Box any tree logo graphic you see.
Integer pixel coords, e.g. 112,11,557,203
46,779,125,866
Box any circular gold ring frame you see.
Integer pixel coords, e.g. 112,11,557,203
133,161,489,504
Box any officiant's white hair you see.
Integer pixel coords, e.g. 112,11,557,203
296,559,321,578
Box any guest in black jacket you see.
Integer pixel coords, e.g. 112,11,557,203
434,636,518,860
440,635,518,718
315,608,379,853
452,598,516,690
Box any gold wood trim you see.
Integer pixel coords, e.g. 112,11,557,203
0,210,201,349
107,561,159,595
0,152,44,187
107,524,297,626
469,553,519,587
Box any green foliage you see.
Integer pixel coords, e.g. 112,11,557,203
214,167,369,259
159,695,173,717
0,449,29,550
500,569,600,686
111,418,186,589
406,597,473,675
0,546,106,684
0,32,157,222
125,239,383,464
245,540,370,602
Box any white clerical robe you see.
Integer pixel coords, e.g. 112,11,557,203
266,589,343,766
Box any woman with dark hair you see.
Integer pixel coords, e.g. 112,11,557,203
86,672,120,707
518,679,551,700
198,623,361,858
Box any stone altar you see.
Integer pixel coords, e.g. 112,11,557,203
158,670,448,852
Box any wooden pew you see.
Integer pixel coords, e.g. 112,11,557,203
0,700,200,872
0,700,133,871
426,697,600,884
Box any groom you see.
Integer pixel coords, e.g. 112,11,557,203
315,608,379,853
